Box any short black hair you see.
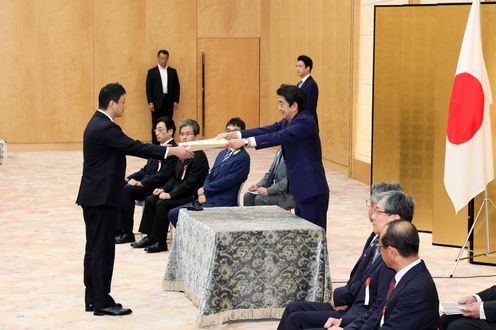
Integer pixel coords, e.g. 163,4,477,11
226,117,246,130
98,83,126,110
179,119,200,136
297,55,313,71
380,220,419,258
277,84,305,112
157,49,169,57
156,116,176,136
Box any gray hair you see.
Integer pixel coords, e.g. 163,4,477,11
179,119,200,136
377,190,415,221
370,182,403,203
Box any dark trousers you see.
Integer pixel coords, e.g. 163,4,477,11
277,301,343,330
440,314,496,330
83,205,117,309
139,194,191,243
151,94,172,143
295,193,329,231
117,185,152,234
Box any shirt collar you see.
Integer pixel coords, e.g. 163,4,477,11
97,109,113,122
394,258,421,286
300,74,311,84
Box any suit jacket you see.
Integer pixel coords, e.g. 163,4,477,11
146,66,180,109
299,75,319,128
76,111,167,208
161,150,210,200
479,285,496,323
365,260,439,330
256,150,295,210
242,111,328,202
127,140,178,190
203,148,250,207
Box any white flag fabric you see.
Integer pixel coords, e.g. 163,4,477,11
444,0,494,213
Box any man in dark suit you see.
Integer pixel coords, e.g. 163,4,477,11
168,118,250,227
132,119,210,253
146,49,180,143
115,116,178,244
343,220,439,330
296,55,319,129
277,184,414,330
243,149,295,210
440,286,496,330
76,83,192,316
219,85,329,230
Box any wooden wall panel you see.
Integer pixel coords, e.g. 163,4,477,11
198,0,260,38
93,0,147,140
260,0,354,172
145,0,197,135
0,0,93,143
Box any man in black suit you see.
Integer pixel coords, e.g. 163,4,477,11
146,49,180,143
296,55,319,129
115,116,178,244
132,119,210,253
277,184,413,330
350,220,439,330
76,83,192,316
440,286,496,330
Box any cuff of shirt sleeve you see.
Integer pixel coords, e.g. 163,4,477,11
164,148,169,159
236,131,242,138
480,302,486,320
248,137,256,147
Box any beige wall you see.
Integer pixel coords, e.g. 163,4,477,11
1,0,355,176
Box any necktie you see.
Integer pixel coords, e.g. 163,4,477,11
386,278,396,299
222,149,233,163
298,80,303,88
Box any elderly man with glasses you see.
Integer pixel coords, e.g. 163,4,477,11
277,183,415,330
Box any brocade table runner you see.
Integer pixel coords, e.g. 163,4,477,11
163,205,332,327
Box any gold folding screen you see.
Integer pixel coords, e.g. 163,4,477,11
373,4,496,264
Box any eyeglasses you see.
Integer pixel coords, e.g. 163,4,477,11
372,207,391,215
179,132,195,137
154,128,168,133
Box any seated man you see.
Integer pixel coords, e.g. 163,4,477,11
277,184,415,330
439,286,496,330
243,149,295,210
115,116,177,244
168,117,250,227
131,119,209,253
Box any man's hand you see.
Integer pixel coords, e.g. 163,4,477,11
324,317,341,328
257,187,268,196
173,102,179,112
197,187,204,196
461,302,481,319
168,146,194,160
153,188,164,195
148,103,154,112
127,178,138,186
198,194,206,204
227,139,245,150
248,184,258,192
458,295,478,305
159,192,171,200
334,305,348,311
216,132,239,140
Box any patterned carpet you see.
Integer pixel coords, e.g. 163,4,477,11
0,148,494,329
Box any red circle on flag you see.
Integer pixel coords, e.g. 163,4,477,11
447,72,485,145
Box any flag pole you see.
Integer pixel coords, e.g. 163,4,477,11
450,188,496,277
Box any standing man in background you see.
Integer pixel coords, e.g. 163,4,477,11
146,49,180,143
296,55,319,129
76,83,192,316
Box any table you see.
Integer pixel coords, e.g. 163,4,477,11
163,205,332,327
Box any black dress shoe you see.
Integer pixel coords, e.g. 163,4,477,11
94,304,132,316
131,236,155,248
86,303,121,312
145,242,167,253
115,232,135,244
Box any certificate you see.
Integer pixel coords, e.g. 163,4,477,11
179,138,229,151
